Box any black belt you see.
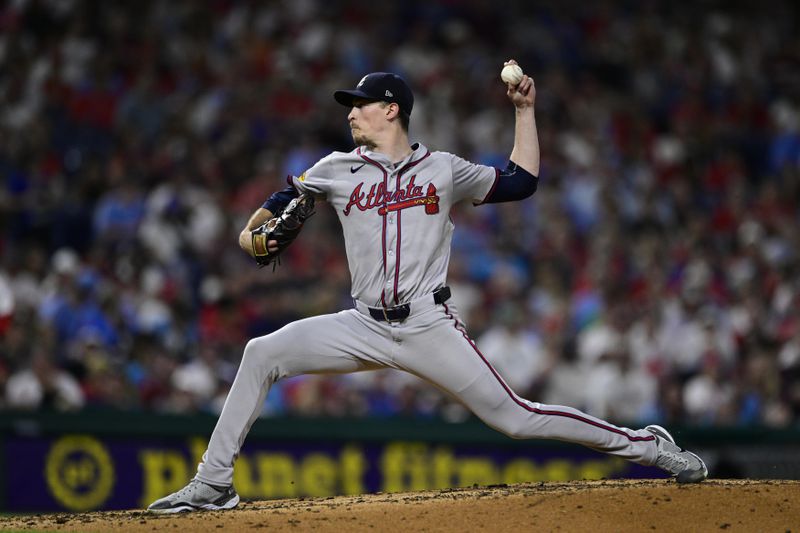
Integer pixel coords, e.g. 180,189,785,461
367,286,451,322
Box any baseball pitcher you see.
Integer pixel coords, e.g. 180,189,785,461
148,61,707,513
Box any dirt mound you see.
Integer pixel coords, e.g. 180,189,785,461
2,479,798,532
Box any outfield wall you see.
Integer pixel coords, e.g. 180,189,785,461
1,411,796,512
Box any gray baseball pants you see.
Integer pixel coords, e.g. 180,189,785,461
196,297,658,486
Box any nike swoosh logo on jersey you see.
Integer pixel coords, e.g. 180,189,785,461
350,163,366,173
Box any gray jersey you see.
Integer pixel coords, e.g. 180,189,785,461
290,142,497,307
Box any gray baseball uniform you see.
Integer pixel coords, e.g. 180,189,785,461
195,143,658,486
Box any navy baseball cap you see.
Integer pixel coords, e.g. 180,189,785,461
334,72,414,116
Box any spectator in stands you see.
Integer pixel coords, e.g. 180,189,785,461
5,349,84,411
477,302,547,397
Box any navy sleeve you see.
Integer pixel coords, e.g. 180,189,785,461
262,186,299,214
482,161,538,204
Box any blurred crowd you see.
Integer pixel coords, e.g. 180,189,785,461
1,0,799,428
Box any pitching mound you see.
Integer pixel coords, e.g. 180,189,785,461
2,479,798,532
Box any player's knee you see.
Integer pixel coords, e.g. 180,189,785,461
241,338,261,367
242,336,283,370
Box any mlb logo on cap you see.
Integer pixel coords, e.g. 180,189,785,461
334,72,414,116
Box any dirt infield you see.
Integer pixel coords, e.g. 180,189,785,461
1,479,798,532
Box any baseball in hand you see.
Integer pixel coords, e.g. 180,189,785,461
501,64,523,85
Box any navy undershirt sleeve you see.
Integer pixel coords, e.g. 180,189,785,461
483,161,538,204
262,186,299,214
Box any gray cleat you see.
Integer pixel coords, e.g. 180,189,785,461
645,424,708,483
147,479,240,513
